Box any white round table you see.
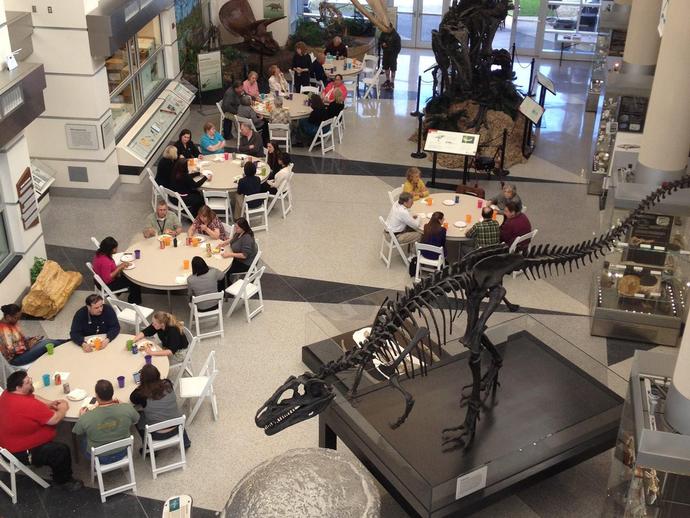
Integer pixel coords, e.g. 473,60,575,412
323,59,363,78
253,93,312,120
191,156,270,191
409,193,504,241
28,334,169,421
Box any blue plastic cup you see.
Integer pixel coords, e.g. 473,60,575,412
42,373,51,386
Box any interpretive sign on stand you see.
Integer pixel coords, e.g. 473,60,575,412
536,72,556,95
519,96,545,125
198,51,222,92
424,129,480,186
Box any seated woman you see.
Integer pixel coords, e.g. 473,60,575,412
0,304,67,366
133,311,188,364
242,71,260,100
322,74,347,104
490,182,522,212
175,129,201,160
266,141,283,177
292,41,311,93
187,257,226,308
199,122,225,155
298,95,330,143
234,161,263,220
92,237,142,304
188,205,229,241
403,166,429,201
130,364,191,449
168,158,207,217
268,65,289,95
269,96,291,125
263,152,292,195
421,212,447,261
326,89,345,119
237,96,269,145
221,217,258,278
155,145,178,189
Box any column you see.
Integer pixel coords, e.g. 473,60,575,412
666,311,690,434
621,0,662,76
635,0,690,184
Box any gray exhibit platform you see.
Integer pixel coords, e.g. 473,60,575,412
303,315,625,517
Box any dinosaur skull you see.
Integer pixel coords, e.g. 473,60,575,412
255,374,334,435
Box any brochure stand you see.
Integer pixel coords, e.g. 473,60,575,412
424,130,480,187
519,96,544,158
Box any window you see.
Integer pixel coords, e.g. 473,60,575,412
0,210,10,267
106,16,166,136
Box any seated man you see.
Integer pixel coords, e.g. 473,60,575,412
73,379,139,462
325,36,347,58
143,199,182,238
0,370,83,491
237,123,264,158
234,161,263,220
385,192,422,246
466,207,500,249
310,52,330,87
69,294,120,352
500,200,532,250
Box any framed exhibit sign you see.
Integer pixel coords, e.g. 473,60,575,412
537,72,556,95
16,167,39,230
198,51,222,92
424,130,480,156
519,96,545,125
264,0,284,18
65,124,100,150
101,115,114,148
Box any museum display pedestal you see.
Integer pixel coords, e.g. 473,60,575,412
303,314,625,517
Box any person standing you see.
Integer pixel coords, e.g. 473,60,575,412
0,370,83,491
500,200,532,250
143,199,182,239
292,41,312,93
0,304,67,366
69,294,120,352
221,80,245,138
385,192,422,246
379,28,402,90
466,206,501,249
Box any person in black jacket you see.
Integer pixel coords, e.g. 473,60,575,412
168,158,207,216
234,161,263,220
132,311,188,364
325,36,347,58
379,28,402,89
69,294,120,351
292,41,312,92
310,52,329,87
237,123,264,157
174,129,200,159
155,146,178,189
298,95,331,143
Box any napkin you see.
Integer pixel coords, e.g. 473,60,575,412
175,275,189,285
55,371,70,381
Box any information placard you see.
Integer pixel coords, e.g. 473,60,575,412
16,167,39,230
198,51,222,92
424,129,480,156
519,96,545,124
65,124,99,150
537,72,556,95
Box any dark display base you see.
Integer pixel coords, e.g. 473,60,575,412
303,330,623,517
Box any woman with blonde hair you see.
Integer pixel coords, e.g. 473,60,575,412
403,167,429,201
268,65,289,94
133,311,188,364
155,145,178,189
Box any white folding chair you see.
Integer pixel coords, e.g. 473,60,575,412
1,356,32,390
172,328,198,390
509,228,538,278
362,54,378,75
268,123,291,152
179,350,219,425
343,78,358,102
90,236,100,249
215,101,224,133
300,85,320,96
203,190,233,224
163,495,193,517
86,261,128,298
362,68,383,100
222,222,235,240
286,69,295,93
309,78,324,91
106,297,154,334
142,416,187,479
387,185,404,205
146,167,165,210
267,169,294,219
225,266,265,322
90,436,136,503
161,187,195,222
188,292,224,340
414,243,445,282
0,448,50,504
308,118,336,155
379,216,411,268
334,110,345,143
242,192,269,232
234,115,257,148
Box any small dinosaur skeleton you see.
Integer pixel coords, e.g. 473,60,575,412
256,176,690,449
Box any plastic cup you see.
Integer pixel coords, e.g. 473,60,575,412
132,344,139,355
492,211,497,220
455,195,460,204
224,152,229,160
46,343,55,355
145,355,152,365
126,339,133,351
443,222,449,230
117,375,125,388
465,214,472,224
477,199,483,208
193,238,199,247
183,259,190,270
426,198,433,206
134,249,141,259
42,373,51,386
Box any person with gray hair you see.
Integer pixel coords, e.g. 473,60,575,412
270,95,291,125
385,191,422,246
490,182,522,212
238,95,269,144
238,122,264,157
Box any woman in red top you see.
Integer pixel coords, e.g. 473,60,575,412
322,74,347,104
92,237,142,304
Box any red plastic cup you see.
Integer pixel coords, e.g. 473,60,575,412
224,152,229,161
477,199,483,208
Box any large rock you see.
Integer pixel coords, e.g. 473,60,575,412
22,260,82,319
222,448,381,518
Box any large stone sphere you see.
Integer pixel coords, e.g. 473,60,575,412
222,448,381,518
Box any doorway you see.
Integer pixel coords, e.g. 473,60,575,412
394,0,450,49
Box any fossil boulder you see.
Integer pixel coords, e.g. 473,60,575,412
22,260,82,319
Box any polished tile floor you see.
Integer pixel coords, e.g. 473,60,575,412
1,49,673,517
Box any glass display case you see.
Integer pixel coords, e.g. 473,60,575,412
590,213,690,346
603,351,690,517
592,97,619,174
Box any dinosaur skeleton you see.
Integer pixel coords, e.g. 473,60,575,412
256,175,690,449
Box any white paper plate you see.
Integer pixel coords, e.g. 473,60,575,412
193,236,206,244
120,253,134,262
235,154,247,159
442,199,455,206
198,160,210,167
213,156,224,162
86,335,106,345
454,221,468,228
67,389,87,401
201,169,212,176
124,263,136,270
490,204,499,211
